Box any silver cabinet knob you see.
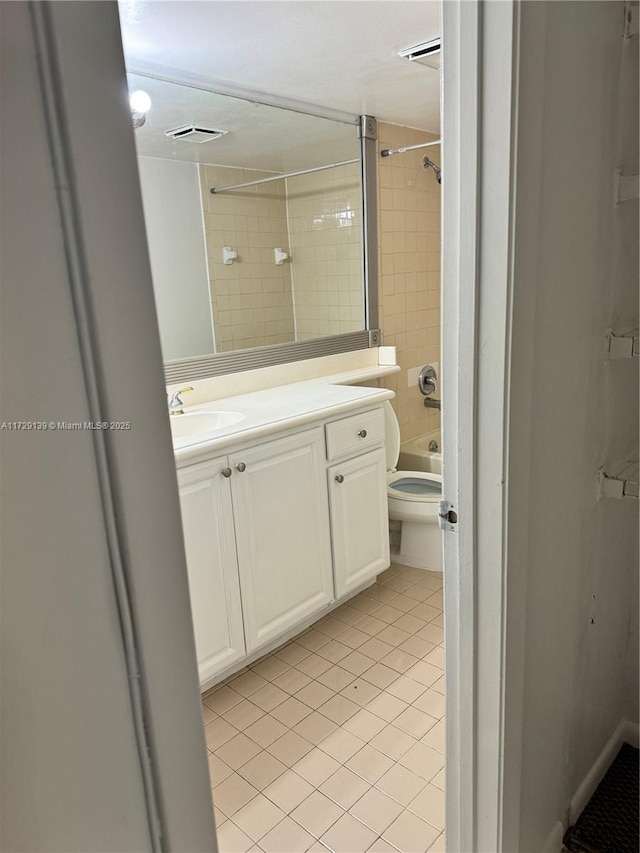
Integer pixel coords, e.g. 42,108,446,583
335,474,344,484
221,467,232,478
358,429,367,438
236,462,247,472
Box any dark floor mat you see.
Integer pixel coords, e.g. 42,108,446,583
563,742,639,853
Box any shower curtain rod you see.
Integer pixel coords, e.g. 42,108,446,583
380,140,441,157
209,158,360,193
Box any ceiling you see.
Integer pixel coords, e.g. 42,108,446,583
128,72,360,172
118,1,441,132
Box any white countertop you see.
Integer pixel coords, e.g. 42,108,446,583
173,382,395,466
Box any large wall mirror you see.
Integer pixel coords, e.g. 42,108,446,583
128,74,379,382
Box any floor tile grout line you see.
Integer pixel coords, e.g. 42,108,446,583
206,565,445,853
203,570,443,697
211,723,444,830
206,682,443,762
206,608,444,709
205,651,444,754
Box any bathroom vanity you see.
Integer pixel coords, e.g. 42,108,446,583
173,382,394,691
134,70,398,692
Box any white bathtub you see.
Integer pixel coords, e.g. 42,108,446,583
398,429,442,475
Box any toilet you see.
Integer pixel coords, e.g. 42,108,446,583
383,401,443,572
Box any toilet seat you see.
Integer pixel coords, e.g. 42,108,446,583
387,470,442,502
383,401,442,502
383,401,443,572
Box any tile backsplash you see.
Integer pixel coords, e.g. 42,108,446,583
377,123,441,441
200,162,365,351
287,162,364,341
200,165,295,352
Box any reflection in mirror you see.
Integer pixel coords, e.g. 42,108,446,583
129,74,365,362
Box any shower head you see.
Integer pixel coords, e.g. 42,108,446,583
422,155,442,185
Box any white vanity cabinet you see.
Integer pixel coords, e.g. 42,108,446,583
325,408,390,597
177,459,246,686
229,428,334,653
175,398,391,689
328,448,390,597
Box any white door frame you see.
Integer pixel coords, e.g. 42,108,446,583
442,2,523,850
7,2,220,849
8,0,529,848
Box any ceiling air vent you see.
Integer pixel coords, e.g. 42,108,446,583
165,125,229,144
398,38,441,70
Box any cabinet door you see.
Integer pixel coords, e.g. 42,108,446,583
178,459,246,687
329,447,390,598
230,428,334,652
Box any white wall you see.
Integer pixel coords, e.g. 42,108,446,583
1,10,153,843
509,3,639,849
137,156,215,360
1,3,217,849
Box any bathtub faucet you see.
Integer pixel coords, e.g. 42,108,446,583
423,397,441,410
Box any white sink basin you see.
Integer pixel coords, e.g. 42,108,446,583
170,410,246,441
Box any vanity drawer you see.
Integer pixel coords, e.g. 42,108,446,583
325,407,385,461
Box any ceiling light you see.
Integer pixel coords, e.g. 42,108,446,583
129,89,151,129
130,90,151,114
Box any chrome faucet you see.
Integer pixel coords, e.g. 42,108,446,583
418,365,438,397
418,365,441,410
168,386,193,415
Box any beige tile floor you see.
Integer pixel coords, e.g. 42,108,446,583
202,563,445,853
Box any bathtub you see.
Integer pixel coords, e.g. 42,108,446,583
398,428,442,475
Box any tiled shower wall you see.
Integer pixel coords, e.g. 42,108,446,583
200,165,295,351
199,163,364,349
377,123,441,440
286,163,364,340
